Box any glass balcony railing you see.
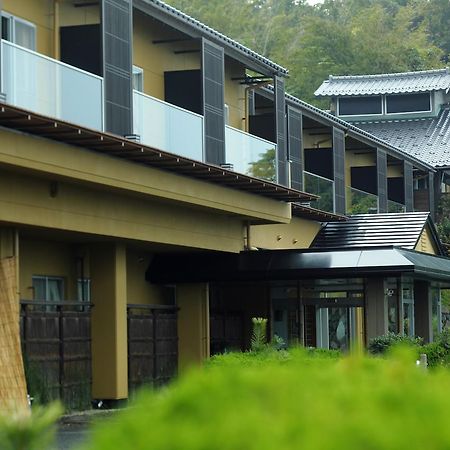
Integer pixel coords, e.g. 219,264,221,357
346,186,378,214
304,171,334,213
133,90,204,161
388,199,406,213
1,40,103,130
224,125,277,182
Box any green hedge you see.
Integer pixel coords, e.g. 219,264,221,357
82,348,450,450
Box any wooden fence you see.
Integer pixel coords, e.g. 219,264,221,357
127,304,178,392
20,300,92,410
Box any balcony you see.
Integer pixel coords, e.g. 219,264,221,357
133,90,204,161
224,126,277,182
346,187,378,214
304,171,335,213
1,40,103,130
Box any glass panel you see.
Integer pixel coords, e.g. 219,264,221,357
32,278,46,301
386,93,430,114
77,278,91,303
339,96,382,115
346,186,378,214
304,171,334,213
388,295,398,333
431,287,442,337
13,19,36,50
388,199,406,213
403,303,414,336
133,90,203,161
2,40,103,130
47,279,63,302
225,126,277,181
328,307,349,351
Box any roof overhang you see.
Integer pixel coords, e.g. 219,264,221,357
0,103,314,203
147,246,450,285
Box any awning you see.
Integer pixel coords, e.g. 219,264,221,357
147,246,450,285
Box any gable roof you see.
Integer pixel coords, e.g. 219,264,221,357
134,0,288,77
315,69,450,97
311,212,445,255
355,107,450,168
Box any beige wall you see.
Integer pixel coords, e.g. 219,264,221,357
224,58,246,129
251,217,321,249
126,248,167,305
3,0,100,59
133,10,201,101
415,225,439,255
177,283,210,371
0,130,290,227
19,238,78,300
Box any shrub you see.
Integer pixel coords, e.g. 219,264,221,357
368,332,423,355
423,329,450,368
82,349,450,450
0,403,61,450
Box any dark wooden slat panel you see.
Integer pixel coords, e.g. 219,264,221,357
377,148,387,213
275,76,288,186
404,160,414,212
333,127,346,214
287,106,303,191
102,0,133,136
202,38,225,165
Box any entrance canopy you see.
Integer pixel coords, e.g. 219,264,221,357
147,246,450,286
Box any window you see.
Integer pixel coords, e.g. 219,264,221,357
133,66,144,92
386,93,431,114
77,278,91,303
402,282,414,337
1,13,36,50
338,96,382,116
32,276,64,302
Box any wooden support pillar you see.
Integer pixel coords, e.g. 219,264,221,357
90,242,128,400
177,283,210,372
377,149,388,213
404,161,414,212
364,278,388,344
414,280,432,343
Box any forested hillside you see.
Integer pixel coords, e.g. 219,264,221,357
166,0,450,105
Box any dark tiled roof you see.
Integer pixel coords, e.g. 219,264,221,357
135,0,288,76
355,107,450,168
312,212,437,251
315,69,450,96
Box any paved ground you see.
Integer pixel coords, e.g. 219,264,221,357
52,410,116,450
54,425,91,450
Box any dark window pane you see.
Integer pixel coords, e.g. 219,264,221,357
339,96,382,115
386,93,430,113
2,16,10,41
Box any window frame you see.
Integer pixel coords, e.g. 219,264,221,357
1,12,36,51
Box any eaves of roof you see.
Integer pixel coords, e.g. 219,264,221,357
0,102,313,203
314,69,450,97
134,0,289,77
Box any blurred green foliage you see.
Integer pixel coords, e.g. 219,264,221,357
83,347,450,450
0,403,61,450
369,331,450,368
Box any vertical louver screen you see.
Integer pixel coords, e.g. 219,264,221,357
333,128,346,214
287,106,303,191
404,161,414,212
428,172,435,219
102,0,133,136
202,38,225,165
377,149,388,213
248,90,255,116
275,76,288,186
